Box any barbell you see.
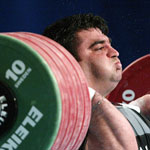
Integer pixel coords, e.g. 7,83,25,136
0,32,149,149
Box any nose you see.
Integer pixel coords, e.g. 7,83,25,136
107,46,119,58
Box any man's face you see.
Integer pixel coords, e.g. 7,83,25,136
76,28,122,94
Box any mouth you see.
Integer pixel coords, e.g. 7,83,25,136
115,61,122,70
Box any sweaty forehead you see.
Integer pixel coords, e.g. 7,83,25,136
76,28,109,43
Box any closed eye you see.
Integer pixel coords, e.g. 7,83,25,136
94,47,104,51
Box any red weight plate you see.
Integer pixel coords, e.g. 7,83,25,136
25,33,89,149
108,54,150,104
22,33,90,149
37,34,90,149
28,33,87,149
24,35,77,149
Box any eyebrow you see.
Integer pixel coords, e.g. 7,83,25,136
89,38,112,49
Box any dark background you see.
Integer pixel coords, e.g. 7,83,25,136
0,0,150,69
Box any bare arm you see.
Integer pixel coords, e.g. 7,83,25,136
130,94,150,117
85,92,138,150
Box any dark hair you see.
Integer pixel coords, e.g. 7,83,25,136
43,13,109,60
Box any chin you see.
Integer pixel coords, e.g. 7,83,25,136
116,71,122,81
109,76,121,92
111,73,122,82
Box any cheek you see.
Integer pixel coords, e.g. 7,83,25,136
91,59,114,77
88,52,113,72
89,61,108,78
89,55,109,69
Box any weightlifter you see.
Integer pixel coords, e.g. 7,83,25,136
43,13,150,150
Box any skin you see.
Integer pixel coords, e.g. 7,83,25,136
130,94,150,117
77,28,122,97
75,28,138,149
86,93,138,150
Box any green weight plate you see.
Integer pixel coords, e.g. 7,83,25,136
0,34,62,150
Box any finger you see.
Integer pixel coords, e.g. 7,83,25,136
91,92,103,111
